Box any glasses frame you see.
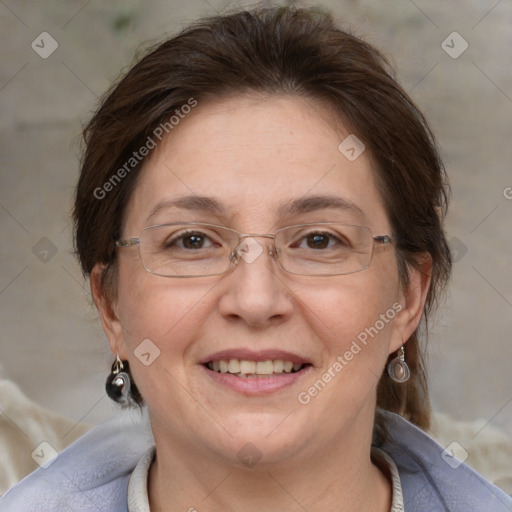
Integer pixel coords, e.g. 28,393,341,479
115,222,394,278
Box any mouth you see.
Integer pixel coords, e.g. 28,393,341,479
203,358,311,378
199,349,313,394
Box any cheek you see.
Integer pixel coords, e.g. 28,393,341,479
292,300,394,429
115,258,210,357
300,271,397,338
293,262,401,375
114,270,214,414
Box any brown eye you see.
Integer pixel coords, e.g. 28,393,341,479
182,233,207,249
306,233,330,249
164,230,216,250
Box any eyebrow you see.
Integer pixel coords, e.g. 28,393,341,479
146,196,226,222
146,194,365,223
278,195,365,218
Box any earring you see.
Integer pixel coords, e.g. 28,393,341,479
105,355,132,405
387,346,410,383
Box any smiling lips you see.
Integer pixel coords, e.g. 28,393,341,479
201,350,312,393
201,348,311,378
206,358,306,378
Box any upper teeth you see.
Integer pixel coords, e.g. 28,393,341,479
208,359,303,375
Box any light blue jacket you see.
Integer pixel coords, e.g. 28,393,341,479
1,410,510,511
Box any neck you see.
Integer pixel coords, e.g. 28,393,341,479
147,412,391,512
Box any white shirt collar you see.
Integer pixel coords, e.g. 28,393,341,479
372,446,405,512
127,446,155,512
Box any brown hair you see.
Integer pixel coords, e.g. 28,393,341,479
74,5,452,430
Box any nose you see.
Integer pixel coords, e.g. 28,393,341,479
217,235,294,327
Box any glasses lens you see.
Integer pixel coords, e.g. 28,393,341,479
276,224,373,276
137,223,375,278
140,223,236,277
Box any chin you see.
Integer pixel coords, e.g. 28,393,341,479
199,411,312,467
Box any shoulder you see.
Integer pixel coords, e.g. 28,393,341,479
376,410,512,512
0,410,154,512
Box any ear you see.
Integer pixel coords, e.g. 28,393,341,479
389,254,432,354
90,264,128,359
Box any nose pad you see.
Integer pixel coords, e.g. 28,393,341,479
231,236,276,266
235,236,265,264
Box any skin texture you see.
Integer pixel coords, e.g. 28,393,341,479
92,94,431,512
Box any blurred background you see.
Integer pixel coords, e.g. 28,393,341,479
1,0,511,440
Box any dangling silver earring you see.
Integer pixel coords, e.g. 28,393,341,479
105,355,132,405
387,346,410,383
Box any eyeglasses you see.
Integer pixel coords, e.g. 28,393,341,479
115,222,394,278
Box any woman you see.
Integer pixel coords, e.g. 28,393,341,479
1,5,510,511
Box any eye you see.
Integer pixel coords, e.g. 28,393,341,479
304,232,332,249
294,230,348,250
165,230,219,250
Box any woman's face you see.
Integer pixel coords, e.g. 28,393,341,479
97,94,423,466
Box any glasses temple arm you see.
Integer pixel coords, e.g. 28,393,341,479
115,238,140,247
373,234,394,245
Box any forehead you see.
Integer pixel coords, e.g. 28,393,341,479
123,94,388,231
